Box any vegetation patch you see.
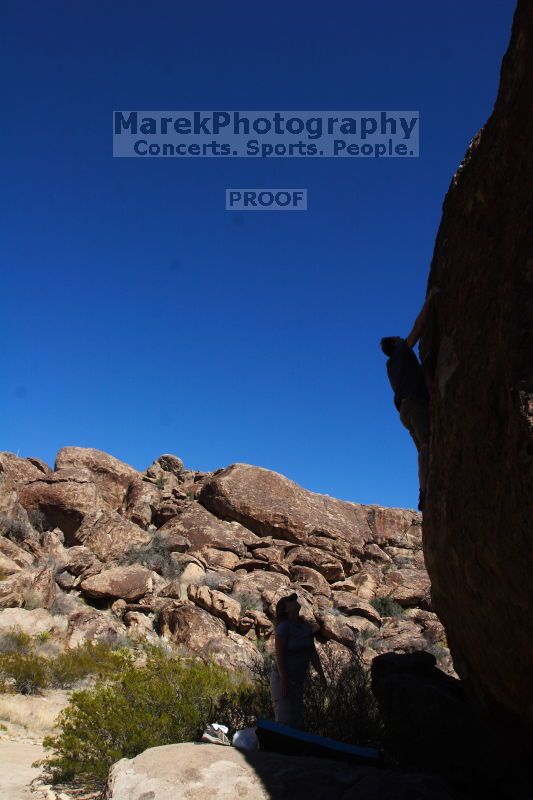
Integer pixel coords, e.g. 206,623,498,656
370,597,405,618
0,632,131,695
39,648,249,785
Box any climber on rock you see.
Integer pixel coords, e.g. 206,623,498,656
380,287,439,512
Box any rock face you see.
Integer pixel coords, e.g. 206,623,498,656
104,742,460,800
80,565,154,601
420,0,533,741
0,446,450,675
55,447,138,511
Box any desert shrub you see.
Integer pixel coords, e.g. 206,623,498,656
117,532,182,579
0,568,8,581
22,589,45,610
213,678,272,737
326,605,347,617
301,646,384,748
0,513,31,542
48,642,133,688
395,557,414,569
0,652,51,694
234,591,262,613
40,648,248,785
154,476,166,490
37,630,52,643
357,627,377,644
203,571,228,590
0,636,132,695
214,645,383,750
50,591,84,616
370,597,404,618
0,628,34,654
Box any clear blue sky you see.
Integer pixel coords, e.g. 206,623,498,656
3,0,515,509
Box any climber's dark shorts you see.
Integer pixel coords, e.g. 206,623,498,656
399,397,430,452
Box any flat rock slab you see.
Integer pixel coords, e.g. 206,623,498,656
105,742,459,799
0,740,45,799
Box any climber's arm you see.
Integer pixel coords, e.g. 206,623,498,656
406,287,440,348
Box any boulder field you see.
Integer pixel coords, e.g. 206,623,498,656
0,446,449,672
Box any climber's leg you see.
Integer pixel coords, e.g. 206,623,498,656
399,398,430,509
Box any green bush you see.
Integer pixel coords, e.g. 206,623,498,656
38,642,386,789
0,636,132,695
0,652,50,694
0,628,34,654
213,679,272,736
40,648,250,785
48,642,133,688
370,597,405,618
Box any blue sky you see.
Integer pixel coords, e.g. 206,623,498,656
3,0,516,509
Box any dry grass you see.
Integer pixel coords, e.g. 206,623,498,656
0,689,70,735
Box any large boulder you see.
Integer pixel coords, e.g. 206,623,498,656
29,564,57,609
375,568,431,608
105,742,461,800
122,477,161,529
160,602,226,652
158,600,262,673
70,510,152,561
318,611,378,649
0,452,47,485
285,545,345,582
0,537,33,568
0,607,67,637
0,569,35,608
18,468,105,538
0,553,22,575
419,0,533,744
55,447,139,511
331,593,381,625
79,565,154,601
290,565,332,598
158,502,259,556
187,584,241,629
67,608,127,648
199,463,412,553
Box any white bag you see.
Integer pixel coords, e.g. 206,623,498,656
232,727,259,751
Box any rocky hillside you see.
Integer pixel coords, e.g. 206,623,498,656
420,0,533,743
0,447,450,673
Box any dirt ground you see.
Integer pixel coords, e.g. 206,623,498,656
0,739,46,799
0,691,69,800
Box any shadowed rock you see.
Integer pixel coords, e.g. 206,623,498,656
420,0,533,746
